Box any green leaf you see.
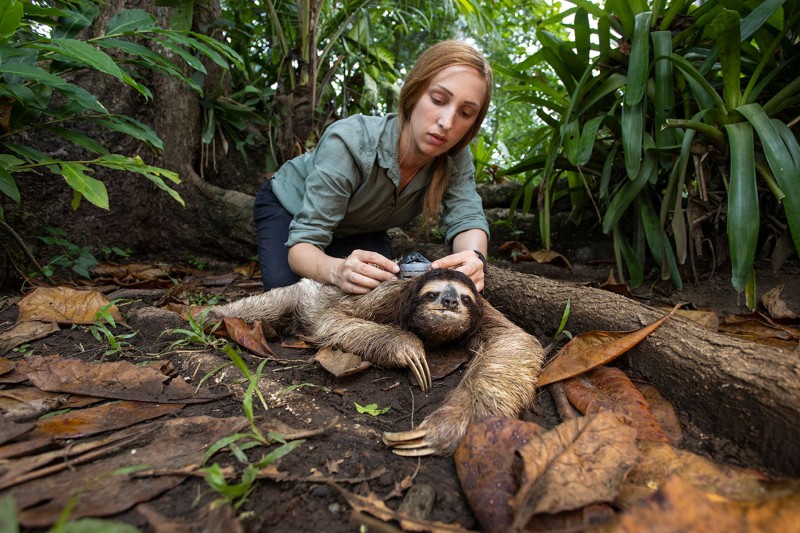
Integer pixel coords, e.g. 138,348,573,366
604,134,657,233
31,38,124,81
104,9,157,35
625,11,652,106
712,8,742,110
652,31,676,151
83,115,163,150
724,122,759,293
0,0,23,42
740,0,786,41
665,54,726,112
0,63,107,113
354,402,389,416
618,231,644,288
44,126,110,155
59,162,109,210
565,115,604,167
621,100,644,179
737,104,800,257
0,165,20,203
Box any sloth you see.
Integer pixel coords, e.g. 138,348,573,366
209,269,544,456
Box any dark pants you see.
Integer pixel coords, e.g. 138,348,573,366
254,180,392,290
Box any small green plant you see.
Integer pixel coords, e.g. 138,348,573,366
200,344,303,509
163,308,223,350
553,298,573,342
36,227,98,279
100,245,132,260
11,343,32,356
355,402,390,416
186,256,207,270
86,301,137,356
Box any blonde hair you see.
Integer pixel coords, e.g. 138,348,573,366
398,40,493,222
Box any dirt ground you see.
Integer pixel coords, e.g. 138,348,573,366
0,249,798,532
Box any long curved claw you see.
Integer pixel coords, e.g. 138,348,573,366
382,429,436,457
403,351,431,392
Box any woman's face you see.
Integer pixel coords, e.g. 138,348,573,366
401,64,486,164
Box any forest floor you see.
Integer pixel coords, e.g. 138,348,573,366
0,241,798,532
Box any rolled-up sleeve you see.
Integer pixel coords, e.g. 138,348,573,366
441,148,490,244
286,125,363,249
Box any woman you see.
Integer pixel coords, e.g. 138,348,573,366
255,40,492,294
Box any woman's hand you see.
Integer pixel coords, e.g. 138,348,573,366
333,249,399,294
431,249,485,292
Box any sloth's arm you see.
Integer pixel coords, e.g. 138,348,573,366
308,306,432,391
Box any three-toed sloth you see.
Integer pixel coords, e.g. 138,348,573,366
209,269,544,456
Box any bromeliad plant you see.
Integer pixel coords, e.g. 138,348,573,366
503,0,800,306
0,0,242,219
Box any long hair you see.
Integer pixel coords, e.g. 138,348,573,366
397,41,493,222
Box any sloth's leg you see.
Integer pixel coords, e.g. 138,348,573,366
208,281,315,323
384,307,544,455
309,309,432,391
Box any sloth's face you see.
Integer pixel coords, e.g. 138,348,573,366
404,274,482,347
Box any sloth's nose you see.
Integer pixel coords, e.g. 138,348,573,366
440,286,459,309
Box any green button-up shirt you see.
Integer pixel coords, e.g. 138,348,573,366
270,113,490,250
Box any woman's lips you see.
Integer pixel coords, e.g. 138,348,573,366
428,133,447,146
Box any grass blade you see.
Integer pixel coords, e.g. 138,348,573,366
712,8,742,110
625,11,652,106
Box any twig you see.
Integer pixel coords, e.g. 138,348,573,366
550,382,578,421
0,220,46,278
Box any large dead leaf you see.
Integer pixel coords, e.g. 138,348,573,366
611,475,800,532
719,312,800,349
25,400,184,440
0,321,60,355
0,387,99,421
23,355,227,403
538,305,679,387
16,287,124,325
510,411,639,529
454,416,545,533
634,382,683,446
313,346,371,378
562,366,672,443
0,416,34,446
217,317,277,357
11,416,247,527
497,241,574,271
619,440,779,508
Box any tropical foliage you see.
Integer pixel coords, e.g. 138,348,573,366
501,0,800,302
0,0,241,218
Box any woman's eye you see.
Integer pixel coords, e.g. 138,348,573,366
431,95,445,106
460,109,474,118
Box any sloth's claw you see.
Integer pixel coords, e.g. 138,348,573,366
382,429,436,456
404,351,431,392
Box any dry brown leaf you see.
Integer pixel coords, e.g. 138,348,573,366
562,366,672,443
618,440,778,508
281,338,314,349
529,249,574,271
611,476,800,532
334,485,475,532
427,346,470,380
510,411,639,529
669,307,720,331
0,358,14,375
16,287,124,325
598,270,634,298
0,387,98,422
25,400,184,440
23,354,226,403
454,416,545,533
0,321,60,355
313,346,371,378
719,312,800,341
218,317,277,358
0,416,34,446
497,240,532,262
523,503,616,532
762,284,798,320
93,263,169,281
11,416,247,527
538,305,680,386
634,382,683,446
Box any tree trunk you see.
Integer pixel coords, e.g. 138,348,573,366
482,265,800,477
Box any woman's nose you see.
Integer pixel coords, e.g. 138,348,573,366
438,108,455,129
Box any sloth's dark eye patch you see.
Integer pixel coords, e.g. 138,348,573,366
424,292,438,301
461,295,472,305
